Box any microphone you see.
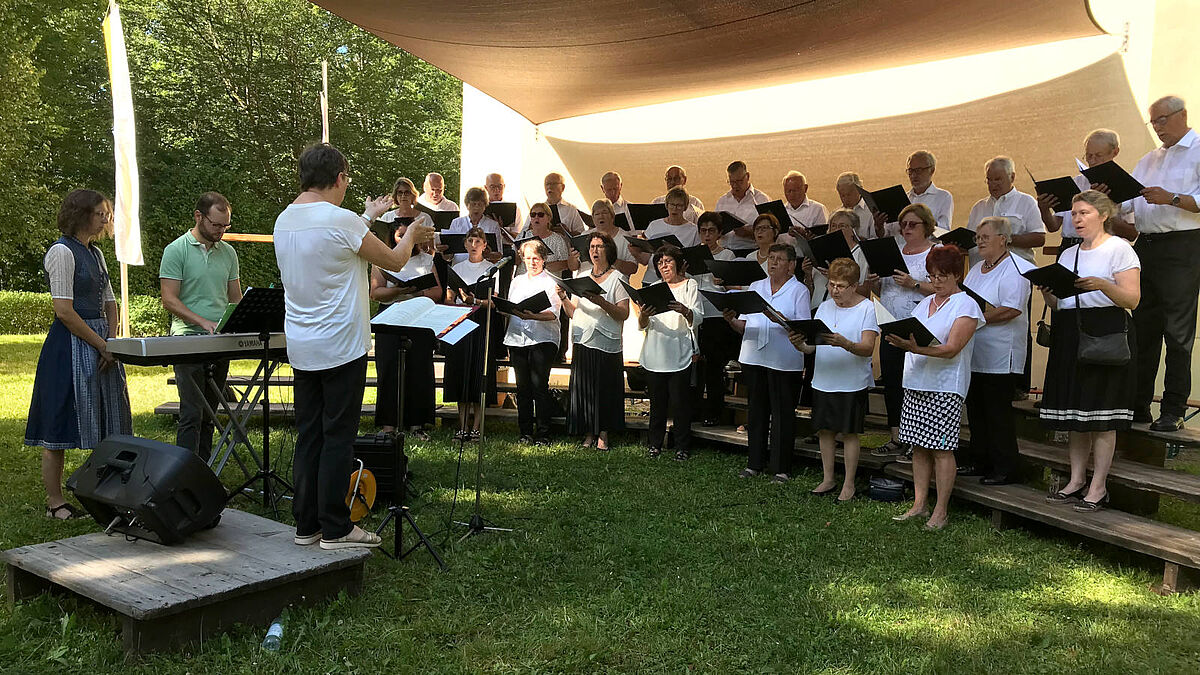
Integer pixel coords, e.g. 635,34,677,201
493,256,513,269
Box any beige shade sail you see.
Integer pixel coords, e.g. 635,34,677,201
544,54,1155,230
313,0,1104,124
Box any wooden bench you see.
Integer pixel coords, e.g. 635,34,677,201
1,509,369,652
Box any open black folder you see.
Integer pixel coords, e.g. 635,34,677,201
756,200,792,230
415,204,458,230
785,318,834,344
879,317,941,347
1080,160,1144,204
717,211,747,235
384,271,439,292
1021,263,1083,298
937,227,977,251
809,230,855,268
627,203,669,230
614,213,634,231
620,280,676,314
681,244,714,275
491,290,552,316
859,236,908,276
624,234,683,254
857,184,911,222
552,274,604,298
1026,168,1081,210
446,267,491,296
700,290,785,321
703,259,767,286
484,202,517,228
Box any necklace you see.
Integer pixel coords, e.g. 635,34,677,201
831,304,843,328
930,295,950,314
982,251,1009,272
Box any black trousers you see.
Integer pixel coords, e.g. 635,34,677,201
174,359,229,462
646,367,694,452
511,341,557,437
697,318,740,422
1133,230,1200,417
743,364,801,475
965,372,1019,477
292,355,367,540
880,339,905,428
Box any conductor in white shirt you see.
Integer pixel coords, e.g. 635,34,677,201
1130,95,1200,431
274,143,434,550
418,172,459,213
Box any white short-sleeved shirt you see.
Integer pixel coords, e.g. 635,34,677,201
694,247,738,318
571,269,629,353
1131,128,1200,234
417,194,459,212
389,251,435,285
967,188,1044,262
450,258,495,292
445,215,503,265
714,186,770,250
903,292,986,397
812,297,879,393
274,202,372,371
640,278,703,373
1055,236,1141,310
44,243,117,303
737,276,811,371
964,255,1034,374
880,244,936,320
502,270,562,348
643,219,700,248
809,245,869,310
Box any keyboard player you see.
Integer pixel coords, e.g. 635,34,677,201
159,192,242,462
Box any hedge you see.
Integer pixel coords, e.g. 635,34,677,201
0,291,169,337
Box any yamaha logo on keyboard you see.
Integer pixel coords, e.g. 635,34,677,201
237,338,263,348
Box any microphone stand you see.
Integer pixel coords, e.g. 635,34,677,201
457,254,515,541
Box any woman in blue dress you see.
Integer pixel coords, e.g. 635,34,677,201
25,189,132,519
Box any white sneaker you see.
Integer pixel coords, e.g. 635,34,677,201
319,525,382,550
294,530,322,546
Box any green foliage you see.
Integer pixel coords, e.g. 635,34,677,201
2,0,461,294
0,290,166,336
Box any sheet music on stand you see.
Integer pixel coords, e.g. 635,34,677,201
372,297,480,345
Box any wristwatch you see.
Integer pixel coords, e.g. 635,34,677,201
1171,193,1182,206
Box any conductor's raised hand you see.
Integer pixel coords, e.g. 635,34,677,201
364,194,392,221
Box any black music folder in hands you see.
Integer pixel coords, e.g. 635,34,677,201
624,234,684,254
1021,263,1083,298
1026,167,1081,210
484,202,517,228
415,203,458,230
681,244,714,275
620,279,676,314
755,200,792,230
879,317,941,347
717,211,747,235
857,184,911,222
552,274,604,298
859,236,908,276
569,233,594,257
808,230,854,268
627,203,669,230
703,259,767,286
1080,160,1145,203
700,289,783,320
386,271,439,292
446,267,490,296
438,234,468,254
959,284,995,312
937,227,977,251
614,213,633,231
491,290,552,316
785,318,834,344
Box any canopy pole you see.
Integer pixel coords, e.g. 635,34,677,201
120,262,130,337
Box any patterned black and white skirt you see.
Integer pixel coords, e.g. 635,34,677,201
898,389,964,451
1039,306,1136,432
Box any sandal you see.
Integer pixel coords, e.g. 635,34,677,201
647,447,661,458
408,428,431,441
673,450,690,461
738,468,759,479
46,503,81,520
1045,485,1087,503
469,430,481,441
453,430,470,441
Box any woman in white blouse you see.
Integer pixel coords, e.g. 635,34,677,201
870,202,938,459
885,245,984,530
445,187,506,266
1039,190,1141,512
369,215,442,439
961,217,1033,484
503,239,563,444
567,199,638,277
724,244,812,482
559,233,631,451
636,246,704,460
739,213,781,273
636,187,701,268
789,257,878,501
695,212,741,426
516,203,569,277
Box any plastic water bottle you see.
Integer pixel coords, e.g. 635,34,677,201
261,618,283,651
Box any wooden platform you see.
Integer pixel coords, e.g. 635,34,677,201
1,509,369,653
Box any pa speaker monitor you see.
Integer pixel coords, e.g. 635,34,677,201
67,435,226,544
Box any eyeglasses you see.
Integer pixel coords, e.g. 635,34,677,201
1148,108,1184,127
899,220,923,229
928,273,952,281
529,211,548,218
827,282,851,292
906,165,933,174
203,216,232,229
665,202,686,209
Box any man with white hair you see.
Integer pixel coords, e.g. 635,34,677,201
1130,95,1200,431
834,172,876,241
600,171,633,226
418,172,459,212
870,151,954,238
542,172,587,235
966,156,1044,263
1037,129,1137,248
652,165,705,223
714,160,770,250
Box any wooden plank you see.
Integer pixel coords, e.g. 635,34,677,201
1019,439,1200,502
884,463,1200,569
221,232,273,243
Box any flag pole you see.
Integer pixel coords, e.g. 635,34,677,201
103,0,142,337
321,60,329,143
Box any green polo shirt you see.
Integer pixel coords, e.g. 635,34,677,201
159,231,240,335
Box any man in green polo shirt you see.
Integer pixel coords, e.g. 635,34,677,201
159,192,242,461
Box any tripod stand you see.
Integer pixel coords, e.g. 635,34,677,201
371,329,446,568
229,330,293,511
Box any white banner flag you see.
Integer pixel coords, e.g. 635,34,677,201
103,1,142,266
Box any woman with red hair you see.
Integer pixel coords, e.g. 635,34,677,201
884,244,985,530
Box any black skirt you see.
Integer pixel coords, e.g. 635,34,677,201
1040,306,1137,432
442,309,499,404
811,388,868,434
567,344,626,435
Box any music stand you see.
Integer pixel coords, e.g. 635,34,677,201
222,287,293,511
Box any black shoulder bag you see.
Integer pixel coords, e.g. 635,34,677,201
1071,245,1131,367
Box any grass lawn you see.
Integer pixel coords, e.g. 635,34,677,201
2,334,1200,673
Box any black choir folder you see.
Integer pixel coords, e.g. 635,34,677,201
808,230,854,268
1080,160,1144,204
1021,263,1083,298
484,202,517,228
415,204,458,231
958,284,995,312
879,317,941,347
785,318,834,343
859,236,908,276
700,290,785,321
717,211,746,235
681,244,714,275
857,184,911,222
937,227,977,251
755,200,791,230
1026,167,1081,209
552,274,604,298
446,267,490,296
627,203,669,230
490,290,552,316
620,280,676,314
384,271,439,292
624,234,684,254
703,259,767,286
613,213,634,231
569,233,593,257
